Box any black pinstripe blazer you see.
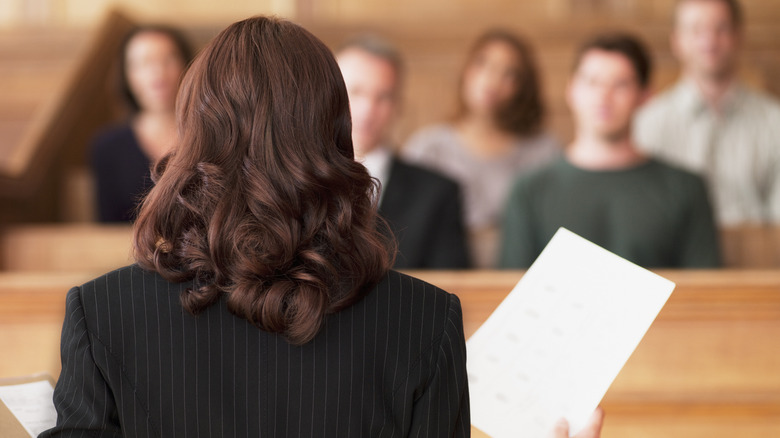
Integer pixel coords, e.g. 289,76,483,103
40,265,470,437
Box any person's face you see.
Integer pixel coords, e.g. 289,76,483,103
337,48,399,157
567,49,646,141
461,40,521,117
672,0,740,80
125,31,186,113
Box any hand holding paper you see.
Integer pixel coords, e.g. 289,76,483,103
468,228,675,437
548,407,604,438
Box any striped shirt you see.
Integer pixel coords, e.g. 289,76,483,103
634,79,780,225
40,265,470,437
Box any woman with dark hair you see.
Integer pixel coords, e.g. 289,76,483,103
402,30,560,268
90,25,193,222
41,17,470,437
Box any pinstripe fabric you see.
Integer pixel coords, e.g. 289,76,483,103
39,265,470,437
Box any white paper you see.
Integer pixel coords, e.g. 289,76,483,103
0,380,57,437
467,228,675,437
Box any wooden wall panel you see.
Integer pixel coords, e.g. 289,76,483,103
0,224,133,272
0,0,293,28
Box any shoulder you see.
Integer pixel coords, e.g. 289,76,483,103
375,270,458,298
646,159,708,193
740,87,780,118
79,263,154,290
390,158,460,194
520,131,562,150
405,123,456,143
513,132,563,164
511,158,564,192
635,83,689,128
77,264,142,295
641,84,684,114
76,265,180,314
369,270,462,319
646,158,700,178
353,271,464,363
402,124,460,155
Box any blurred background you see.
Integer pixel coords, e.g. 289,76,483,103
1,0,779,224
1,4,780,437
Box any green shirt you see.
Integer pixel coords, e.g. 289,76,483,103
499,158,721,268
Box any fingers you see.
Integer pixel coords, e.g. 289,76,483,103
574,407,605,438
547,418,570,438
547,407,605,438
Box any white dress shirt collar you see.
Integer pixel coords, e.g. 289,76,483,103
357,145,393,202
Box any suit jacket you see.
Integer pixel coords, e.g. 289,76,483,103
40,265,470,437
380,159,470,269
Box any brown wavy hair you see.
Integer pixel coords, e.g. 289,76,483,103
133,16,394,345
454,29,545,137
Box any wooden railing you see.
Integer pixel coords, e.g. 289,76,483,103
0,224,133,272
721,225,780,267
414,270,780,438
1,269,778,437
0,223,777,437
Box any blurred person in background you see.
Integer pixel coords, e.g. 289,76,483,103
402,29,560,269
500,33,720,269
337,36,470,269
90,25,193,222
634,0,780,225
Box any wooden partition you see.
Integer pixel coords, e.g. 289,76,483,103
0,272,92,381
2,224,779,271
1,269,778,437
720,225,780,268
412,270,780,438
0,224,133,272
0,10,136,222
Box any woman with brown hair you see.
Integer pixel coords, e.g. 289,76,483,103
402,30,560,269
41,16,469,437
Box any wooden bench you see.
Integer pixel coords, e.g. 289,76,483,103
1,269,778,437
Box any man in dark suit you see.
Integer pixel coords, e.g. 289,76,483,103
337,37,470,269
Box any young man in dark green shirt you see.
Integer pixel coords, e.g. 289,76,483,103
500,33,720,269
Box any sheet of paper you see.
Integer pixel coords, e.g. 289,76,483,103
0,380,57,437
467,227,675,438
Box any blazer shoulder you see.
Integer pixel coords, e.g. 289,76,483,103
76,264,175,309
377,270,462,314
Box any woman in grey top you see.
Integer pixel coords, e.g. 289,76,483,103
403,29,559,268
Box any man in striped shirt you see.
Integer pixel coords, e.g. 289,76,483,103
634,0,780,225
